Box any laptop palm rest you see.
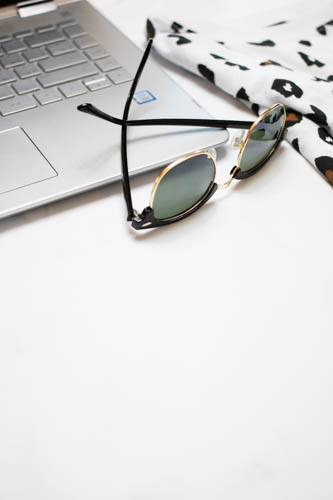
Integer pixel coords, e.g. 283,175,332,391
0,127,57,195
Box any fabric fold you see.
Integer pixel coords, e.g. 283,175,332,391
147,6,333,186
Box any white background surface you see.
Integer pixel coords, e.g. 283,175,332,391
1,0,333,499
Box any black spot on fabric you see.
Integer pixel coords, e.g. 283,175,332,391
225,61,249,71
317,19,333,35
171,21,183,33
252,103,260,115
271,79,303,98
236,87,249,101
291,138,300,152
217,41,225,45
285,108,303,127
314,156,333,185
167,34,192,45
318,127,333,145
305,105,328,126
210,53,225,60
198,64,215,84
299,40,311,46
266,20,288,27
248,39,275,47
210,53,249,70
313,74,333,82
186,29,197,33
146,19,155,38
298,52,325,67
260,59,292,71
317,24,326,35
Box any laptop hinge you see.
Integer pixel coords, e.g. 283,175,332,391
17,0,57,18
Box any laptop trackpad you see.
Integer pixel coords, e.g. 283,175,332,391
0,127,57,195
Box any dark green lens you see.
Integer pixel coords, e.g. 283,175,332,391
239,105,285,173
152,153,215,220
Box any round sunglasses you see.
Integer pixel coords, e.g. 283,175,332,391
78,39,287,230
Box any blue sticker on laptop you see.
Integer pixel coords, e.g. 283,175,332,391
133,90,156,104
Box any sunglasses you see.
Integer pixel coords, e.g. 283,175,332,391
78,38,287,230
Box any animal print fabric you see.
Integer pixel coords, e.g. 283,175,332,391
147,4,333,186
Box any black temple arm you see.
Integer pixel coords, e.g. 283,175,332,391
118,40,154,219
119,38,154,219
78,103,253,130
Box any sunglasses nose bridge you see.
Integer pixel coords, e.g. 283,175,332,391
232,130,246,150
217,165,239,190
206,147,217,161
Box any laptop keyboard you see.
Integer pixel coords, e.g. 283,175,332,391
0,20,133,117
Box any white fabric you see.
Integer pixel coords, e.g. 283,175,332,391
148,2,333,184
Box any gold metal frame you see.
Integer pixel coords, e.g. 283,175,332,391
149,150,217,221
149,103,286,221
239,103,286,172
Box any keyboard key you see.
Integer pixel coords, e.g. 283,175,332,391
74,35,97,50
59,80,87,98
37,62,98,88
84,46,109,61
12,77,40,95
107,68,132,85
2,38,26,53
15,63,40,79
14,29,33,38
24,47,49,62
0,69,16,85
34,88,62,105
47,40,75,56
84,75,112,91
0,53,25,68
63,24,87,38
0,34,11,43
57,20,76,29
39,51,86,72
36,24,54,33
96,56,120,72
25,30,65,48
0,84,14,101
0,94,37,116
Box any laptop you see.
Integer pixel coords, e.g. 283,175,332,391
0,0,229,219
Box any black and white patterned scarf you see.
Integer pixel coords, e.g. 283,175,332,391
147,3,333,186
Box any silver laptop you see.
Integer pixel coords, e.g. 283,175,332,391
0,0,229,219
